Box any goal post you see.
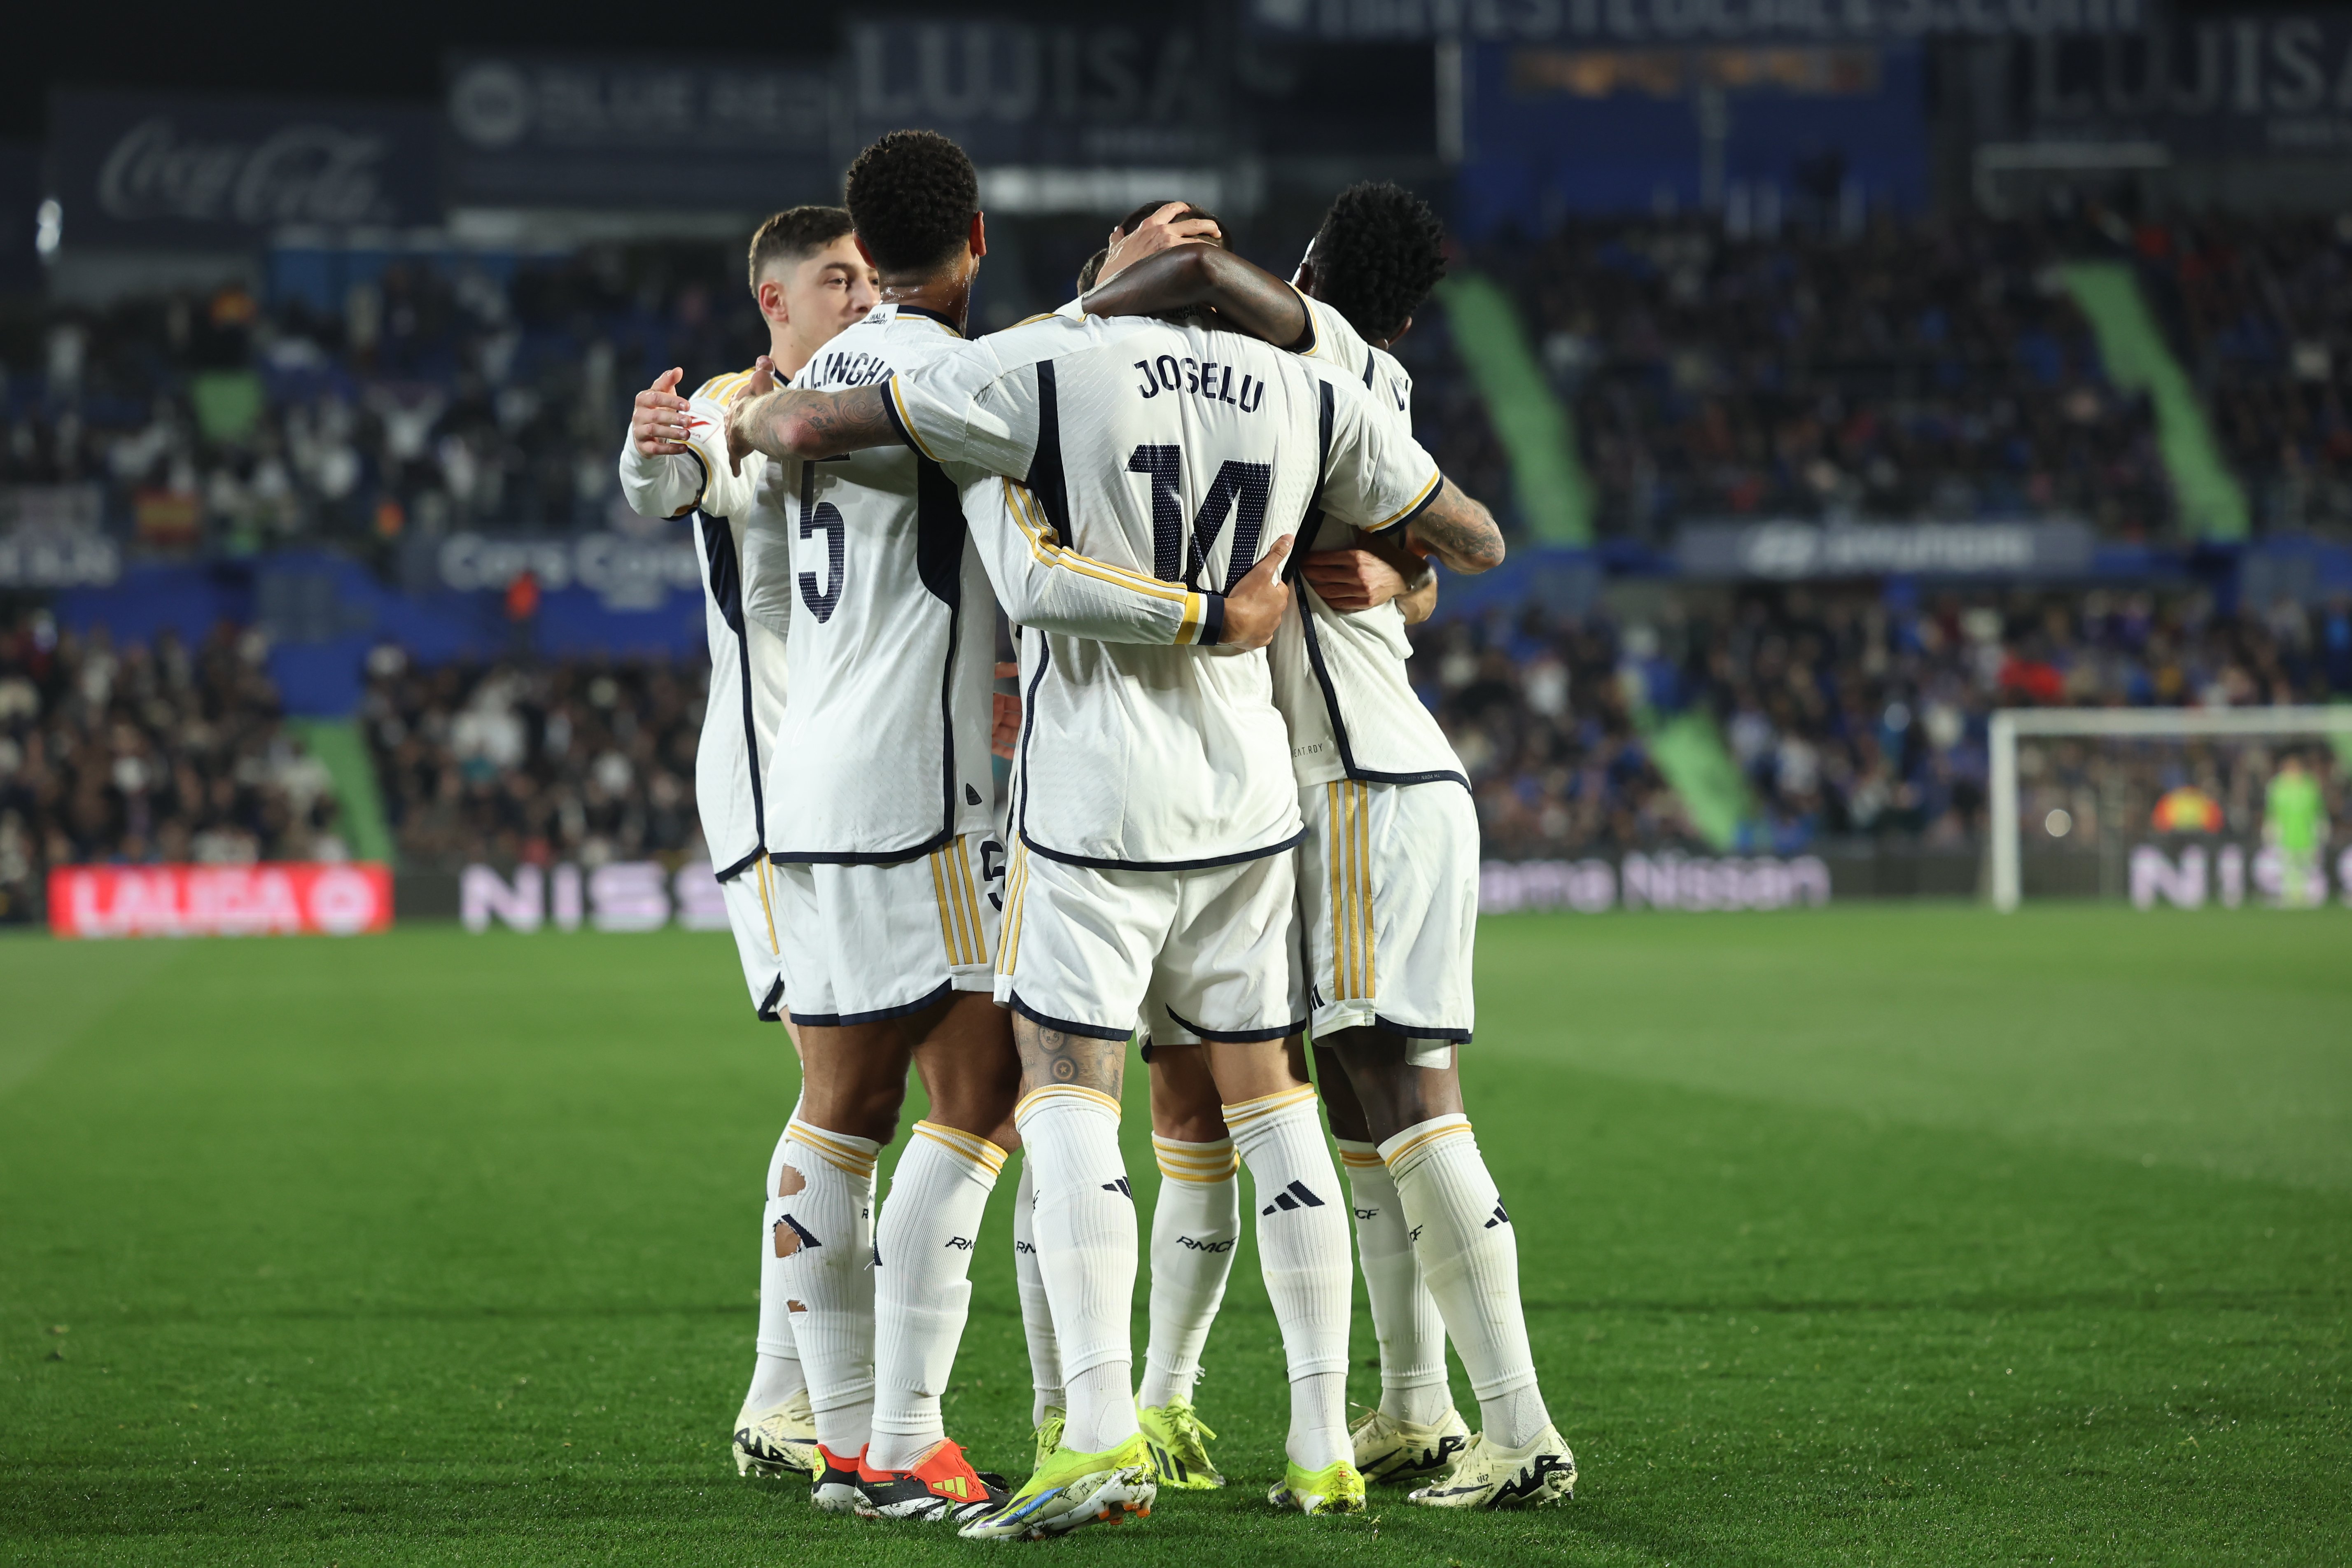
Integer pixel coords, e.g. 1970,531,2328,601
1989,705,2352,912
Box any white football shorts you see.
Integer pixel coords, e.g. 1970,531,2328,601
775,831,1003,1027
995,842,1304,1045
1300,778,1478,1053
719,856,788,1022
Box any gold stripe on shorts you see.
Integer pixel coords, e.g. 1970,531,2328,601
953,837,990,966
929,849,969,967
1000,843,1030,977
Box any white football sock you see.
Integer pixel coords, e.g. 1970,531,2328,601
1016,1085,1139,1456
772,1117,880,1457
745,1116,808,1413
1381,1115,1550,1449
1011,1155,1065,1427
868,1123,1006,1471
1139,1134,1239,1409
1337,1139,1451,1426
1225,1086,1352,1472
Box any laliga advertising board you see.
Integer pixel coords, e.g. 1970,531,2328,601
49,864,393,939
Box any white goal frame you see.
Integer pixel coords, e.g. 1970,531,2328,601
1989,705,2352,912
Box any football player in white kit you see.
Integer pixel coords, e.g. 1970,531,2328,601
717,132,1293,1528
615,206,876,1484
729,220,1502,1540
1080,184,1578,1511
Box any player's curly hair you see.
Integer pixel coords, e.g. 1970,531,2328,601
1308,181,1447,343
844,130,979,275
746,206,854,293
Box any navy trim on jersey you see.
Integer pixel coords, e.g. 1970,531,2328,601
1019,825,1306,874
1361,355,1376,389
877,383,919,452
1363,476,1443,539
915,456,971,852
1372,1014,1473,1044
1013,630,1050,850
699,513,769,849
1287,383,1469,789
1197,593,1226,646
1008,992,1134,1043
755,975,785,1023
767,824,958,867
1161,1003,1307,1045
714,845,765,882
789,978,957,1029
1024,360,1071,539
1297,607,1472,793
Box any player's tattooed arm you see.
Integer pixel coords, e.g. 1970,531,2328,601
1402,478,1506,575
1082,245,1310,349
725,357,897,471
1012,1017,1127,1099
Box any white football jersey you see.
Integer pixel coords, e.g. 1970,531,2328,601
765,305,1000,863
890,309,1444,869
1273,295,1468,790
616,369,791,880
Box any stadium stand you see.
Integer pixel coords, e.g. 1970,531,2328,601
0,612,347,921
359,648,707,871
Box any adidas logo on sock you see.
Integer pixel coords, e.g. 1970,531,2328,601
1261,1180,1325,1215
1484,1201,1511,1230
776,1214,822,1249
1101,1177,1132,1197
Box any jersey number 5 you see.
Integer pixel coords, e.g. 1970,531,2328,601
1126,445,1272,594
797,466,845,623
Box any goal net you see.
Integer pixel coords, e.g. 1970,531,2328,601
1988,706,2352,911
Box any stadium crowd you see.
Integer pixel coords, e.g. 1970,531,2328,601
1419,582,2352,860
1485,215,2174,537
6,577,2342,918
2,211,2348,559
359,647,706,871
0,611,347,921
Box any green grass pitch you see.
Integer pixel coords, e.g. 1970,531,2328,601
3,906,2347,1565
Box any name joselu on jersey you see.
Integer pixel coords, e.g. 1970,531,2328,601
1131,355,1267,413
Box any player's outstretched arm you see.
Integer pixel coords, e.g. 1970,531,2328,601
1080,245,1309,348
972,476,1288,649
1402,478,1505,575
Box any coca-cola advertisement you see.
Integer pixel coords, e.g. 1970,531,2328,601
48,863,394,939
48,91,441,247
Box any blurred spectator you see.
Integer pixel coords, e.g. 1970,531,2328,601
0,613,345,922
1484,214,2177,537
360,648,704,871
1414,581,2347,858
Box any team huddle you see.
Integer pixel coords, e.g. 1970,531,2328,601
618,128,1575,1539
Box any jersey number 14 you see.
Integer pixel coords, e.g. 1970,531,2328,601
1126,445,1272,593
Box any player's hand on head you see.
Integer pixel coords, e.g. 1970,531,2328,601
1300,546,1409,613
991,662,1022,759
724,357,777,476
1095,201,1223,289
1217,535,1294,651
630,367,692,457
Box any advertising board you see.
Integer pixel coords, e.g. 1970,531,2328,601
49,863,394,938
48,92,441,247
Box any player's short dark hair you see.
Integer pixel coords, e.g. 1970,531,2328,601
1308,181,1447,343
1078,202,1225,294
746,206,854,293
844,130,979,275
